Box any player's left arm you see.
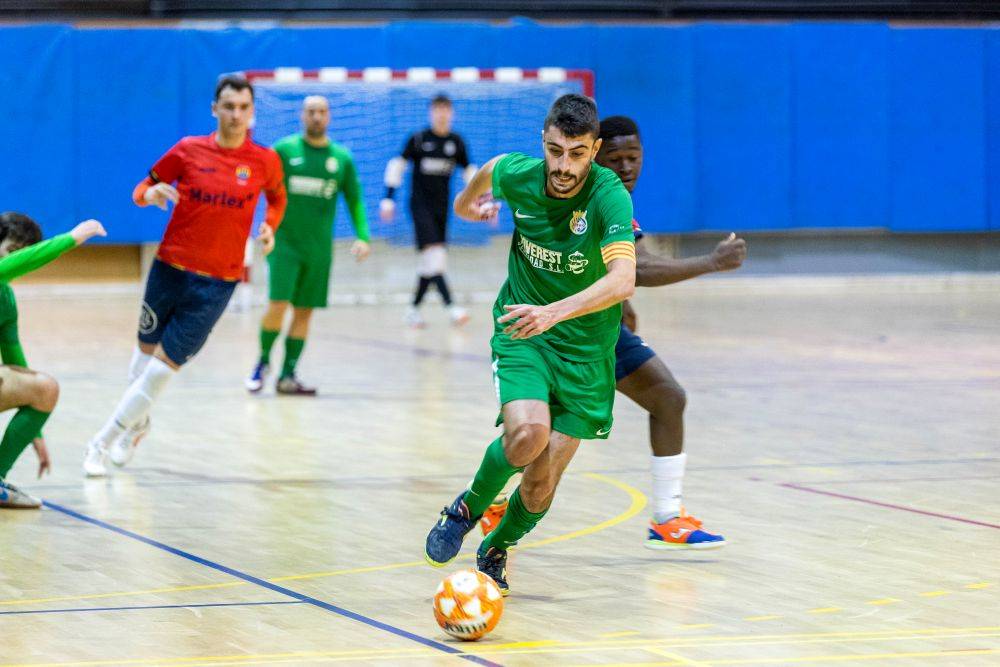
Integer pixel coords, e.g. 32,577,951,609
499,184,636,339
0,219,106,283
341,152,371,261
635,233,747,287
500,255,635,340
257,152,287,256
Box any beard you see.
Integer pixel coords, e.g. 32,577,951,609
546,164,589,197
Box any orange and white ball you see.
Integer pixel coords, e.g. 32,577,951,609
433,569,504,640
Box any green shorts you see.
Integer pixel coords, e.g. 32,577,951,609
490,334,616,440
267,247,331,308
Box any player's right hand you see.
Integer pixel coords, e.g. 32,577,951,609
32,437,50,479
379,198,396,222
257,222,276,257
144,182,181,210
70,219,107,245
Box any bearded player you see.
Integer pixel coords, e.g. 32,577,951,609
424,94,636,595
479,116,747,549
246,95,371,396
83,74,286,476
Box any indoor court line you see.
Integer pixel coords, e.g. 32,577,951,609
39,501,501,667
9,628,999,667
778,482,1000,529
2,472,644,609
566,648,1000,667
0,600,302,617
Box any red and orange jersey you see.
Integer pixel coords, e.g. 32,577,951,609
137,133,286,281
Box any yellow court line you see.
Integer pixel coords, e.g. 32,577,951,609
866,598,900,606
8,629,1000,667
569,648,999,667
600,631,643,639
919,590,950,597
646,647,710,667
0,472,646,608
965,582,993,589
806,607,841,614
743,615,782,622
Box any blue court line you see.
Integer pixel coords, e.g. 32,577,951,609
43,501,501,667
0,600,303,617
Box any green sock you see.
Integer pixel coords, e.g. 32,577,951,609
281,337,306,378
259,329,280,365
465,437,524,518
482,486,548,551
0,407,51,479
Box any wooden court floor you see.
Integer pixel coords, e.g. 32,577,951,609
0,276,997,666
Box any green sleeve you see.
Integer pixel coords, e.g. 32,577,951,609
0,233,76,283
491,153,515,201
598,180,636,247
341,154,370,242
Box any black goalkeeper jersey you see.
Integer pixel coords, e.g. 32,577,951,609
401,129,470,215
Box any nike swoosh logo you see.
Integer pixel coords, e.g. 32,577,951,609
595,427,611,436
289,157,305,165
514,210,537,219
670,528,691,539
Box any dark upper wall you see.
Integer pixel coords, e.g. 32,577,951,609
0,20,997,241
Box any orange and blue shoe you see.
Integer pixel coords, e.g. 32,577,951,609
645,510,725,550
479,495,509,536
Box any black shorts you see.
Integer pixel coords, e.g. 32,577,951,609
615,324,658,381
411,202,448,249
138,260,237,366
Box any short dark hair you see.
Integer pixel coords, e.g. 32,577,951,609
599,115,640,141
544,94,599,139
0,212,42,249
431,94,452,107
215,74,254,101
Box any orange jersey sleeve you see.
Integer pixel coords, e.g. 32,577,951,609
132,177,154,207
262,149,287,231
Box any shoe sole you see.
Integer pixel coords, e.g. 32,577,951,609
644,539,727,551
424,552,454,568
0,502,41,509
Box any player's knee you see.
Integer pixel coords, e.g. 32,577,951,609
652,380,686,420
33,373,60,412
503,422,550,467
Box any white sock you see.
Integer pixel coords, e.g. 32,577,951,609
92,357,174,448
128,347,153,383
650,452,686,523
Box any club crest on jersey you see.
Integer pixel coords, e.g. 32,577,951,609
444,140,456,156
570,210,588,235
567,251,589,275
235,165,252,183
326,157,339,173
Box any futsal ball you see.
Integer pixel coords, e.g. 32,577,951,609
433,569,504,640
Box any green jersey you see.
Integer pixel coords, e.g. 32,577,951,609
0,232,76,440
272,135,370,254
491,152,635,361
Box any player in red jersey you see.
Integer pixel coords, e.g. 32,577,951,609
83,74,287,477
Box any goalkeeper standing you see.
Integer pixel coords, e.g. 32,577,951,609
247,96,371,395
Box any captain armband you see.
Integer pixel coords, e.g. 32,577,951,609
601,241,637,265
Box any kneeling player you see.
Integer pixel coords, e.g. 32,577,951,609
0,215,106,506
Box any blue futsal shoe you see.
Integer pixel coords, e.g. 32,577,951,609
245,362,269,394
476,543,510,596
425,492,480,567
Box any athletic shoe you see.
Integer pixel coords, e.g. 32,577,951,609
82,441,108,478
245,362,270,393
479,494,509,536
276,376,317,396
425,492,480,567
0,479,41,509
476,544,510,596
449,305,470,327
109,416,150,468
645,510,726,550
405,306,426,329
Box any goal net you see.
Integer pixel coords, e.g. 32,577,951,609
247,67,594,247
